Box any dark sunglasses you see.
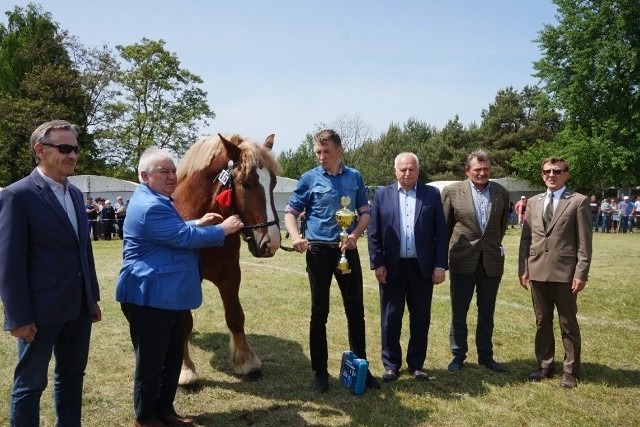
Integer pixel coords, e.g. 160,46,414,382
541,168,566,176
41,142,80,154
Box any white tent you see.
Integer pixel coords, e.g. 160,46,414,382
273,176,297,224
427,181,459,191
68,175,138,203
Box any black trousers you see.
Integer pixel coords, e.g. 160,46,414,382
121,303,184,423
449,255,501,362
379,258,433,371
306,246,367,375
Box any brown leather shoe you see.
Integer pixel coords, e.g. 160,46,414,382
559,372,578,388
158,413,194,426
528,367,555,381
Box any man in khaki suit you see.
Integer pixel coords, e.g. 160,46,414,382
441,150,509,374
518,157,592,389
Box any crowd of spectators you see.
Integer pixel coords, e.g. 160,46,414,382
85,196,128,240
591,194,639,233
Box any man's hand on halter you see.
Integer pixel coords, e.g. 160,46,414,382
195,212,225,227
219,214,244,236
292,237,309,253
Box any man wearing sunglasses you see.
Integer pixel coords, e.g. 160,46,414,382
518,157,592,389
0,120,102,425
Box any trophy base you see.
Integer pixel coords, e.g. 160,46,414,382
336,267,352,275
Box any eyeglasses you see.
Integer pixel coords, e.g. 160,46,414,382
541,168,566,176
41,142,80,154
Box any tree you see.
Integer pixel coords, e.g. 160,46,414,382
533,0,640,188
0,4,90,186
65,37,120,176
479,86,560,178
351,118,437,186
427,116,478,181
97,38,215,179
277,133,316,179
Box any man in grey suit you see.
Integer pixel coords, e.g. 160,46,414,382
441,150,509,374
518,157,592,389
0,120,102,426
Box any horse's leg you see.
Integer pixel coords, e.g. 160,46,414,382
179,310,198,386
217,268,262,380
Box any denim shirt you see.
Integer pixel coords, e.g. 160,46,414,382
286,164,369,241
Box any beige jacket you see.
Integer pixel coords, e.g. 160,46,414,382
518,189,592,282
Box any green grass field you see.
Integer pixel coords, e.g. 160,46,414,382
1,229,639,426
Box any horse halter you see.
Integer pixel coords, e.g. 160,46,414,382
215,160,279,240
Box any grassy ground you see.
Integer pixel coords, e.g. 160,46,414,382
1,228,639,426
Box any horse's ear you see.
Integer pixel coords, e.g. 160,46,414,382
264,134,275,151
218,133,242,161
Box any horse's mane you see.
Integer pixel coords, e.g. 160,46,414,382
177,134,281,182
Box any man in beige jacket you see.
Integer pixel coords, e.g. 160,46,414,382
519,156,592,389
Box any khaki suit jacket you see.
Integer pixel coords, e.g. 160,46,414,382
518,189,592,283
441,179,509,277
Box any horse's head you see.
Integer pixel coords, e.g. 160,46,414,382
220,133,281,257
175,133,281,258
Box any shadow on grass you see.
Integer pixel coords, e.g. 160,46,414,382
185,331,432,426
184,333,640,425
425,358,640,397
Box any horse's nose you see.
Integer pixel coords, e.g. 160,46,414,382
260,239,270,255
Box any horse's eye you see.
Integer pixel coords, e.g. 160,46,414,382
242,182,251,189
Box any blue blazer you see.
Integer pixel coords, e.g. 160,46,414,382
115,184,226,310
368,183,449,280
0,169,100,330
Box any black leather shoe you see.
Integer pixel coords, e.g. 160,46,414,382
447,357,464,372
559,372,578,388
408,368,430,381
528,367,555,381
382,369,399,382
478,358,508,374
366,370,381,389
313,374,329,393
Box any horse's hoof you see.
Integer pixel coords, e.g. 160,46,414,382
242,369,262,382
179,368,198,386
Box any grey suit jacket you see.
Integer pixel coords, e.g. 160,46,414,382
518,189,592,283
441,179,509,277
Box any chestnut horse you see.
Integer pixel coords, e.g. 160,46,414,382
172,133,281,384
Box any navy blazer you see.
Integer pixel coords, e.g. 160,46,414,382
368,183,449,280
0,169,100,330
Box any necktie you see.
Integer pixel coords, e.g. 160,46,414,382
543,193,554,229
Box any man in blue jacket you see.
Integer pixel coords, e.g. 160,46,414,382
0,120,102,426
116,147,243,427
368,152,448,382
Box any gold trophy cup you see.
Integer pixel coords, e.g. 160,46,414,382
335,196,356,274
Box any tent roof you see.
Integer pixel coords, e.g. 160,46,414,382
427,177,544,193
427,181,459,191
68,175,138,192
491,177,544,192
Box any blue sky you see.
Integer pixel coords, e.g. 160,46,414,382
4,1,558,153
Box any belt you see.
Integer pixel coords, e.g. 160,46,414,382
307,240,340,248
